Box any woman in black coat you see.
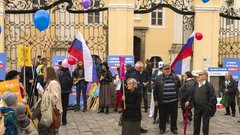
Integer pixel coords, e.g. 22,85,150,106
122,78,142,135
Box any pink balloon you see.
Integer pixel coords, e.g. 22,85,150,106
62,59,70,68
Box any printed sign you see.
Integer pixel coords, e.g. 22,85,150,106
223,58,240,81
18,45,31,66
0,53,7,81
107,55,135,76
0,79,22,106
208,67,229,76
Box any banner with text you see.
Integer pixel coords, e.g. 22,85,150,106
223,58,240,81
107,55,135,76
0,53,7,81
18,45,31,66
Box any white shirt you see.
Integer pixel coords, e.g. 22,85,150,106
113,74,121,91
198,80,206,87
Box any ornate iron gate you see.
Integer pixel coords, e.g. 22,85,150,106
4,0,108,70
219,7,240,65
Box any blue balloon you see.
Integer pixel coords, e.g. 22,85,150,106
33,10,50,31
202,0,209,3
0,26,1,34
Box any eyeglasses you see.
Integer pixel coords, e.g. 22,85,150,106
163,68,170,70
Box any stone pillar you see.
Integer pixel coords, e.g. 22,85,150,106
108,0,134,55
192,1,221,73
193,1,221,96
0,0,5,52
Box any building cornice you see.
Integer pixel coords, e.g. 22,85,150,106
108,4,135,10
194,6,221,12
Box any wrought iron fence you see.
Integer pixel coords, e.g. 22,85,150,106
4,0,108,70
219,6,240,65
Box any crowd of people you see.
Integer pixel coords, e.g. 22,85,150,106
0,56,239,135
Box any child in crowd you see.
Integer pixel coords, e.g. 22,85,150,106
113,67,123,113
0,92,18,135
15,103,34,135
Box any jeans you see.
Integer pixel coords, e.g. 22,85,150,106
226,94,236,114
142,88,148,111
76,84,87,108
61,93,69,123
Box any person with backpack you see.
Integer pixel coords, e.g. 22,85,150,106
56,61,72,125
185,70,217,135
153,64,181,134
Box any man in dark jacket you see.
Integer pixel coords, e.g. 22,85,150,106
153,64,181,134
179,71,196,124
126,61,150,112
221,73,238,117
185,71,217,135
56,61,73,125
125,61,149,133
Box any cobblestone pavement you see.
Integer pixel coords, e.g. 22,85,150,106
32,108,240,135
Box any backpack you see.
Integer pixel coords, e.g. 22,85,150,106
205,82,217,117
60,70,73,90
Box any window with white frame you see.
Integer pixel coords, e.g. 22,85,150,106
85,0,102,24
88,12,100,24
151,7,164,27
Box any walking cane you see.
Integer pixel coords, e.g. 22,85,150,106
184,105,189,135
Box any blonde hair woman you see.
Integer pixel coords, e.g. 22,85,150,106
122,78,142,135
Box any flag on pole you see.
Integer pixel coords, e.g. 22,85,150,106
170,32,195,75
119,56,126,80
68,32,98,82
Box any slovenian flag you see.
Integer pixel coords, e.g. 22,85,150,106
170,32,194,75
68,32,99,82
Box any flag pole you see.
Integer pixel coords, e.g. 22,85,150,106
23,44,26,94
122,79,126,109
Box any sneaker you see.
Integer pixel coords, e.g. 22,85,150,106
140,128,148,133
62,121,67,126
149,114,153,118
74,108,80,112
225,113,230,115
159,130,165,134
82,108,87,112
172,130,178,134
144,110,148,113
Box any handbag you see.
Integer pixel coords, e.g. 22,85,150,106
51,106,61,129
31,98,42,120
39,92,53,127
220,94,229,107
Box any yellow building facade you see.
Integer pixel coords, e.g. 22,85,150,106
0,0,238,78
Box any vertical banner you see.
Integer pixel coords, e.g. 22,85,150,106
223,58,240,81
17,45,31,66
119,56,126,80
0,53,7,81
108,55,135,76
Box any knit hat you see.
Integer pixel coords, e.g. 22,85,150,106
15,103,27,121
1,91,18,107
5,70,19,80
